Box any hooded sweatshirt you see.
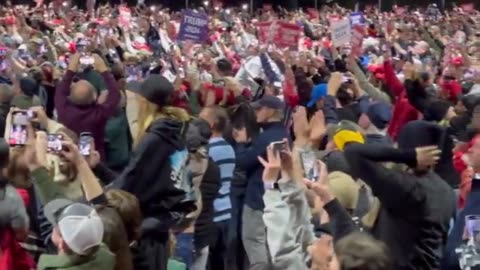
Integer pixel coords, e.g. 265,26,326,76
112,118,196,231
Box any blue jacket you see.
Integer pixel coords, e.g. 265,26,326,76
236,122,289,210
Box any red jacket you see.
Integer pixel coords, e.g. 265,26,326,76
384,60,419,140
283,78,299,108
0,188,35,270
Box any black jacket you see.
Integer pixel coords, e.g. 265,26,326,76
344,143,456,270
194,159,220,250
112,119,195,232
365,133,393,146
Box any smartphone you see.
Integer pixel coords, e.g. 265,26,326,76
47,134,63,152
126,65,139,82
79,55,94,65
9,111,28,146
299,151,319,181
270,141,287,154
79,132,93,156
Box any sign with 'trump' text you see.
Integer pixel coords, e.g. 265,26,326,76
177,10,209,43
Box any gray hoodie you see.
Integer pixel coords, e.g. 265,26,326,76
263,179,315,269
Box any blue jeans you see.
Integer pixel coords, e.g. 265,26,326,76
174,233,194,268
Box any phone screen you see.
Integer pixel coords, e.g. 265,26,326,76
126,65,139,82
300,151,319,181
270,141,287,154
79,133,92,156
79,55,94,65
47,134,63,152
9,111,28,146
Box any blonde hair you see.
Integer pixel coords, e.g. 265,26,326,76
105,189,143,242
134,95,191,147
7,148,30,188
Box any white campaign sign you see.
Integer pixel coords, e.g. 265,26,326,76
331,19,352,47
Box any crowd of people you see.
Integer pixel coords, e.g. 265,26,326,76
0,1,478,270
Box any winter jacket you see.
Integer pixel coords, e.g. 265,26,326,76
404,79,460,187
37,244,115,270
344,143,456,270
365,133,393,146
236,121,290,210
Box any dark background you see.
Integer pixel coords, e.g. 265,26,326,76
7,0,480,13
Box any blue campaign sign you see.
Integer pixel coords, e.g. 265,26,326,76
177,10,209,43
350,12,364,26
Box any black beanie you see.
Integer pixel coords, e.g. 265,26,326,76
424,100,451,122
397,120,444,150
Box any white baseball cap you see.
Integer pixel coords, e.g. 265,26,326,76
44,199,104,255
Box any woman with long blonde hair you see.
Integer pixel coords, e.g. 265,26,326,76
112,74,195,270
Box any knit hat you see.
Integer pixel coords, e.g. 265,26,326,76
397,120,444,150
126,74,174,107
423,100,451,122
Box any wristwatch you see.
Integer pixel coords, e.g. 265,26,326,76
264,181,279,190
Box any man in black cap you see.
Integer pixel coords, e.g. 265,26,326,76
233,94,290,270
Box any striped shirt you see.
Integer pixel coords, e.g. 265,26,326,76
209,137,236,222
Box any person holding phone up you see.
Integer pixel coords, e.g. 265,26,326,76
55,53,120,162
233,94,290,270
